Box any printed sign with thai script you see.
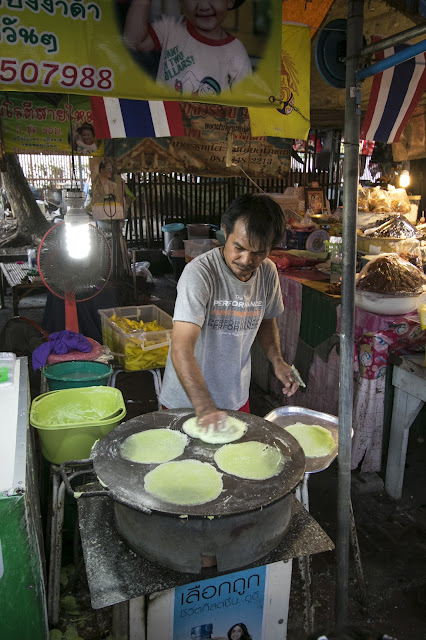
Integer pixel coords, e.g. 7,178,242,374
173,566,266,640
0,91,103,154
146,561,292,639
0,0,281,108
103,101,291,177
104,133,291,178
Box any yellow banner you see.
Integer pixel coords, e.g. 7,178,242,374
0,0,281,107
0,91,104,154
248,23,310,139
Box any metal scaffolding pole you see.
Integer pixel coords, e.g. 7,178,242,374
360,22,426,58
335,0,364,628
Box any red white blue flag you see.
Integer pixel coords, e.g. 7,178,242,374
90,97,185,139
361,41,426,144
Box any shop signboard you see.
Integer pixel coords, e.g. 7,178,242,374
102,101,291,177
103,132,291,178
147,561,292,639
0,91,104,155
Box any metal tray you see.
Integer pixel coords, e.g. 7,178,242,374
264,406,339,474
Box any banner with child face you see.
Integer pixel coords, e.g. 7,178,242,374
0,91,104,154
0,0,281,107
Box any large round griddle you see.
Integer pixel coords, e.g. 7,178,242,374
91,409,305,518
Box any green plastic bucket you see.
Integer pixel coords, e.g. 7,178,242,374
42,361,113,390
30,386,126,464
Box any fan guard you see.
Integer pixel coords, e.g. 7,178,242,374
37,222,112,332
38,222,112,301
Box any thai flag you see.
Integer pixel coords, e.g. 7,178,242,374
90,97,185,139
361,41,426,144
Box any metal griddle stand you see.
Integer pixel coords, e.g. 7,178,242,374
263,409,367,634
294,469,366,634
77,491,334,640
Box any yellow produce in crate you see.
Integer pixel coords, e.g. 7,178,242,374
99,305,173,371
123,341,169,370
111,315,165,334
109,315,169,370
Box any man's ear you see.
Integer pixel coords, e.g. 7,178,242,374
223,226,228,240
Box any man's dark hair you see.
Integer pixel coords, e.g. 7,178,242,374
221,193,285,250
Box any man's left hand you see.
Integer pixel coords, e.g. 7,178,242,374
274,362,299,397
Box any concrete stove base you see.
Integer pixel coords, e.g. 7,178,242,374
77,492,333,611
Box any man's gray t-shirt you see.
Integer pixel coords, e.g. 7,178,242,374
159,247,284,410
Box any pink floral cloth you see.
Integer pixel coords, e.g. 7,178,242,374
271,274,426,473
338,309,426,380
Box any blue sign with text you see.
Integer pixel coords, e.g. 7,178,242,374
173,565,267,640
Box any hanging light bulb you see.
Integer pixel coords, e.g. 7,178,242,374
399,169,410,189
64,188,91,259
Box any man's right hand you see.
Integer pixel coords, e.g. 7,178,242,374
197,408,228,433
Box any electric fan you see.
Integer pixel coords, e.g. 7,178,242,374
37,204,112,334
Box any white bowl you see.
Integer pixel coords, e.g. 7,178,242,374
355,289,423,315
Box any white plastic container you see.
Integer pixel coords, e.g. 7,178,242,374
354,289,423,315
0,352,16,387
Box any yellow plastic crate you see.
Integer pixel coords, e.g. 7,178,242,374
98,305,173,371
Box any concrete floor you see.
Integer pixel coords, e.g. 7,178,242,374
1,277,425,640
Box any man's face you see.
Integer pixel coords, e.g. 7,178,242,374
180,0,234,37
223,218,270,282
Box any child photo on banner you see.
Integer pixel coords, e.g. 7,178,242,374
0,0,281,107
112,0,282,106
123,0,252,97
72,122,100,155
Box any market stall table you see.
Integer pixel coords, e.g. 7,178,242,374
255,269,426,474
385,353,426,500
0,261,46,315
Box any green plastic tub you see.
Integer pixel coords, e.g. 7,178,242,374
30,386,126,464
42,361,113,391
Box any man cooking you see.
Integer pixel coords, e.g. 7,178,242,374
159,193,299,430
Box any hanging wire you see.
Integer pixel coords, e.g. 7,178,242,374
103,194,117,220
67,94,79,190
232,164,268,193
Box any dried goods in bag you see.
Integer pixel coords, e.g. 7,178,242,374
356,253,426,295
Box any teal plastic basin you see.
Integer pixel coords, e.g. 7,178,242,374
42,361,113,391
